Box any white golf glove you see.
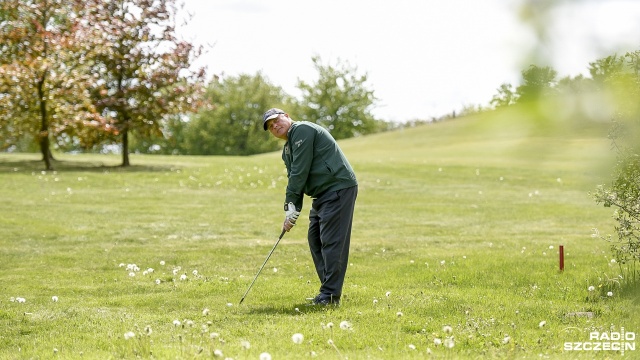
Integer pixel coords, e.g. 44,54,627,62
284,202,300,226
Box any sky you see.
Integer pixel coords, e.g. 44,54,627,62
178,0,640,123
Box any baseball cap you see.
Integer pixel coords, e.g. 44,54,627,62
262,108,285,131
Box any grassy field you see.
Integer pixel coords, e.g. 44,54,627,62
1,108,638,359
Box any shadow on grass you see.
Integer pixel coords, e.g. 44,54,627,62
245,302,340,315
0,158,176,173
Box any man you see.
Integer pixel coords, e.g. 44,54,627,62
262,108,358,306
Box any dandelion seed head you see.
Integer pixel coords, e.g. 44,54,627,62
385,291,391,297
259,353,272,360
226,303,233,307
607,291,613,297
192,270,198,276
443,325,453,334
173,320,181,327
373,299,378,305
160,260,165,266
588,286,595,292
241,340,251,349
444,338,455,348
180,274,187,281
328,339,334,345
339,321,352,330
539,320,546,328
396,311,403,317
210,332,220,339
610,259,617,263
292,333,304,344
155,279,161,285
213,349,223,357
434,338,442,346
124,331,135,340
16,297,26,303
144,325,152,335
202,308,210,316
51,296,58,302
128,272,135,277
273,267,278,272
325,322,334,329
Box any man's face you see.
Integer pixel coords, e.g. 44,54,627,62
266,114,291,140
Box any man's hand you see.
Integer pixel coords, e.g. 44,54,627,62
283,202,300,232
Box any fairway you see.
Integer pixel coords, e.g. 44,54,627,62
1,109,637,359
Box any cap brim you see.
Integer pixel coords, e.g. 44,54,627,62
263,113,282,130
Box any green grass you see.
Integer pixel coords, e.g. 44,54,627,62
1,108,638,359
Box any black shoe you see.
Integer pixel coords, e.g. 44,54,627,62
310,294,340,306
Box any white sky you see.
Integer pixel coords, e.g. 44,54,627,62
178,0,640,122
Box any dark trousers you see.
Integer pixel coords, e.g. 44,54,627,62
308,185,358,297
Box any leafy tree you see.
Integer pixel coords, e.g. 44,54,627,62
490,83,517,108
0,0,108,170
515,65,558,104
183,73,285,155
84,0,205,166
296,56,380,140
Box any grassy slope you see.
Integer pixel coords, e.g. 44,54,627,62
0,109,636,359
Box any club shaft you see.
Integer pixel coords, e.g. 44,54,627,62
240,229,286,304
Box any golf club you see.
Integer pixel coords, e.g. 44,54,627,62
239,229,286,304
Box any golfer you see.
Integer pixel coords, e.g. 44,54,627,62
263,108,358,306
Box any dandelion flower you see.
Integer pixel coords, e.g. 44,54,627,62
443,325,453,334
539,321,546,328
124,331,135,340
607,291,613,297
339,321,351,330
588,286,595,292
434,338,442,346
259,353,272,360
51,296,58,302
325,322,334,329
241,340,251,349
444,338,455,348
292,333,304,344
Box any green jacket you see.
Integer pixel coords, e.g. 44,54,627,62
282,121,357,211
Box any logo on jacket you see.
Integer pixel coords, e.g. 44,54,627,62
295,139,305,148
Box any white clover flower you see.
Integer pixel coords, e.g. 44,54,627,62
241,340,251,349
259,353,272,360
434,338,442,346
292,333,304,344
124,331,135,340
202,308,210,316
51,296,58,302
408,344,416,350
588,286,595,292
155,279,161,285
539,321,546,328
173,320,181,327
339,321,352,330
607,291,613,297
180,274,187,281
443,325,453,334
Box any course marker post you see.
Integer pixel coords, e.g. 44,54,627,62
559,245,564,271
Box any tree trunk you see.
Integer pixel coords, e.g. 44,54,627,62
37,71,53,171
122,126,130,167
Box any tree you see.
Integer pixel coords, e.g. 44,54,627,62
84,0,205,166
515,65,558,104
0,0,108,170
183,73,285,155
296,56,381,140
490,83,517,108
